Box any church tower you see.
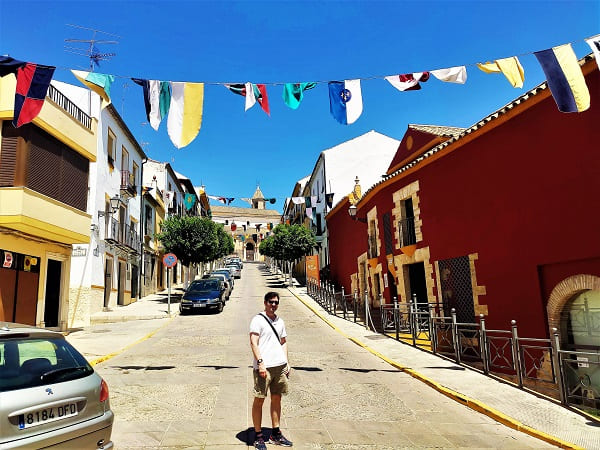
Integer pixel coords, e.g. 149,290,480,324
252,185,266,210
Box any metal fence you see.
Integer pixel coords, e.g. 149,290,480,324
305,280,599,414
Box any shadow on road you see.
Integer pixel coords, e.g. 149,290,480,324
111,365,175,371
196,365,239,370
424,366,466,370
339,367,400,373
236,427,276,445
291,366,322,372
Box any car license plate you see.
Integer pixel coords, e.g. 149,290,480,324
18,403,78,429
193,303,206,307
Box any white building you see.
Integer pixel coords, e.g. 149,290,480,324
67,82,147,327
303,130,400,271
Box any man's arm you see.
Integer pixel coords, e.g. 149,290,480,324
281,337,290,377
250,332,267,378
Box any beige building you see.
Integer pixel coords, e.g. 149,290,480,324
210,187,281,261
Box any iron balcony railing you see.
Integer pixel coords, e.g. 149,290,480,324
398,216,417,247
305,280,600,416
47,84,92,129
120,170,137,199
105,217,141,253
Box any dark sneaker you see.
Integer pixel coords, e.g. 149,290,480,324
254,436,267,450
269,433,293,447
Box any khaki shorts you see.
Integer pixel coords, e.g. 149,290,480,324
253,363,289,398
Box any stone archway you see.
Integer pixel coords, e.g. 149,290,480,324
245,242,255,261
546,274,600,332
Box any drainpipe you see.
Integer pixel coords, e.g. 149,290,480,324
139,157,148,299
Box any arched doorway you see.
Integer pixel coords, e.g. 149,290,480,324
245,242,255,261
547,275,600,411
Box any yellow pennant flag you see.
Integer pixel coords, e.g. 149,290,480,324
167,82,204,149
477,56,524,88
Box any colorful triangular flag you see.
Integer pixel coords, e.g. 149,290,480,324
534,44,590,113
386,72,430,91
132,79,171,130
13,63,55,127
477,57,524,88
71,70,115,107
167,82,204,148
282,82,316,109
328,79,362,125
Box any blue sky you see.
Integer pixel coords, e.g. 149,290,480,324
1,1,598,212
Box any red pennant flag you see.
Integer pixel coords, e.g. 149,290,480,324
13,63,55,127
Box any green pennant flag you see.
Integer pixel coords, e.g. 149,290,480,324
283,82,317,109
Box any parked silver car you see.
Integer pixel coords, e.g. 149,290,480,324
226,264,241,279
0,322,114,449
202,273,232,300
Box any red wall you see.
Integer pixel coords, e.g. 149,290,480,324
328,198,368,294
328,65,600,338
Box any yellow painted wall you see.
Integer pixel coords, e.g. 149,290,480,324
0,76,97,162
1,232,71,328
0,187,91,244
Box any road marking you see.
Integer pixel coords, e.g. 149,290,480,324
89,316,175,366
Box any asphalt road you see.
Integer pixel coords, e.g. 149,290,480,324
94,262,554,449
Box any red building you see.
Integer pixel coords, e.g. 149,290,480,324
327,56,599,344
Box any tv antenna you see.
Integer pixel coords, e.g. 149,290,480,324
64,24,120,71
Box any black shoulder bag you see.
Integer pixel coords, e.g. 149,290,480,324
259,313,283,345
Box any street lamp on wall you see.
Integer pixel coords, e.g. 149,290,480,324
98,195,123,218
348,204,367,223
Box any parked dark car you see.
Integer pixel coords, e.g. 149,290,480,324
0,323,114,449
212,269,236,289
179,279,225,314
202,273,232,299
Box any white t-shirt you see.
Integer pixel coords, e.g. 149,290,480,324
249,313,287,369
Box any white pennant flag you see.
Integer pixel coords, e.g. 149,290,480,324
385,72,430,91
244,82,256,111
431,66,468,84
585,35,600,65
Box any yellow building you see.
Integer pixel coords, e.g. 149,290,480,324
0,75,96,330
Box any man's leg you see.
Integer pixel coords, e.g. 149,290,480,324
270,394,281,429
252,396,265,433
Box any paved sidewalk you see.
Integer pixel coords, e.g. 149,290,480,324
65,287,183,364
286,284,600,450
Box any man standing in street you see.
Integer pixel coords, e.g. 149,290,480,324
249,291,293,449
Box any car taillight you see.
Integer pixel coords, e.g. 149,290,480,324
100,378,109,402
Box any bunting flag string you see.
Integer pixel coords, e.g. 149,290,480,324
0,34,597,147
477,56,525,88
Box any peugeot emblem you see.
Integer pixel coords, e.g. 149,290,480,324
46,388,53,395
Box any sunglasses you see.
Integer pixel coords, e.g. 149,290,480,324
266,300,279,305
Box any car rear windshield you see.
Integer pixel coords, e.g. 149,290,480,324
0,337,93,392
188,281,219,292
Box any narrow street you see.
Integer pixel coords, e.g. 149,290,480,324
94,263,553,449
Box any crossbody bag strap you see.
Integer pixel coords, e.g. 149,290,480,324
259,313,282,345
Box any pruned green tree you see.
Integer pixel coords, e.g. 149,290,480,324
259,224,316,283
214,224,235,261
155,215,219,268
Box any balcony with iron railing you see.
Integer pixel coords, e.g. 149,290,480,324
120,170,137,200
398,216,417,247
105,217,141,254
47,84,92,130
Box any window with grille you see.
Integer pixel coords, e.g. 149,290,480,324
107,129,115,167
398,198,416,247
438,256,475,323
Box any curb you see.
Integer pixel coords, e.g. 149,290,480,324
88,315,175,367
288,287,583,450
